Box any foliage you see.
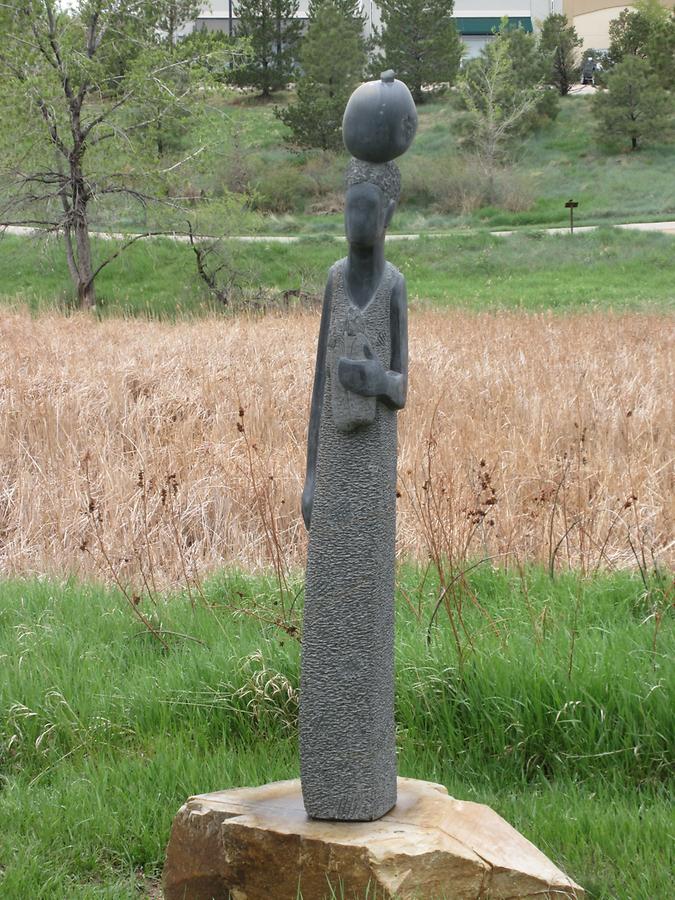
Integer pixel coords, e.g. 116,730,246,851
496,23,559,127
608,7,653,65
647,9,675,88
276,0,367,149
539,13,583,96
376,0,463,104
460,22,559,142
157,0,204,46
635,0,674,25
181,27,245,84
230,0,303,97
593,55,673,151
402,151,534,215
0,0,247,308
458,28,550,185
606,3,675,88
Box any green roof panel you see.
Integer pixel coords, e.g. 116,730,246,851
455,16,533,35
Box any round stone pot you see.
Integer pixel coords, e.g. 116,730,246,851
342,70,418,164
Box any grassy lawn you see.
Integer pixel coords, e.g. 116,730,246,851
3,92,673,240
1,73,673,900
177,92,675,235
1,227,674,317
0,568,671,898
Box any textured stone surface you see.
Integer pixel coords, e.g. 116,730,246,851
163,777,585,900
342,71,418,163
301,259,401,821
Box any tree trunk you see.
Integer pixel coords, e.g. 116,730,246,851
262,55,270,98
73,209,95,309
62,226,80,287
157,114,165,157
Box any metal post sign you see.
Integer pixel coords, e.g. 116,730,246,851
565,199,579,234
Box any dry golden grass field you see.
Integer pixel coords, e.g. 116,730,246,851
0,309,672,591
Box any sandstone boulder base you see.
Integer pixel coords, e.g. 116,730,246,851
163,778,584,900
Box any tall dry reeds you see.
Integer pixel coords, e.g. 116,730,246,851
0,308,672,589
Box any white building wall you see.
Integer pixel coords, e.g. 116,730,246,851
530,0,563,28
195,2,563,44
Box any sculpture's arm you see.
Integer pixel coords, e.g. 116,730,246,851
384,273,408,410
337,274,408,410
302,274,332,530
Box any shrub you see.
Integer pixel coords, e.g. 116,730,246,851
250,164,313,213
400,154,534,215
593,55,673,151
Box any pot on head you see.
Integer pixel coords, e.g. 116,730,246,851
342,71,418,164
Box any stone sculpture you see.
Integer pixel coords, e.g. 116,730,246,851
163,73,586,899
299,72,418,822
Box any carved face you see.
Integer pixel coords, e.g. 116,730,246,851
344,182,394,247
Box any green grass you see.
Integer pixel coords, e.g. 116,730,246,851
5,92,672,240
1,226,674,317
196,92,675,235
0,568,672,897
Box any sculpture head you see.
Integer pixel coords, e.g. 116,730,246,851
344,158,400,248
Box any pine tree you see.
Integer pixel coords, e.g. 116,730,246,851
593,55,673,151
606,3,675,89
539,13,582,96
647,10,675,89
377,0,463,104
158,0,204,46
497,22,559,128
607,8,652,66
232,0,303,97
277,0,367,149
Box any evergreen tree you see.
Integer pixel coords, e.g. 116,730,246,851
277,0,367,149
232,0,303,97
607,8,652,66
647,9,675,88
158,0,204,46
607,3,675,89
593,55,673,150
497,22,559,128
377,0,463,104
539,13,582,96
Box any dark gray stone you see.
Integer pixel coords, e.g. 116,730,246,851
300,75,415,822
342,70,418,164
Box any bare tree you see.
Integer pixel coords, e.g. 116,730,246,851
0,0,243,308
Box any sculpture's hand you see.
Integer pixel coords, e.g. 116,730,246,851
338,346,386,397
301,478,314,530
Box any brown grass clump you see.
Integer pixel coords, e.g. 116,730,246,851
0,308,672,588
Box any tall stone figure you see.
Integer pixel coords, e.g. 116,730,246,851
300,71,418,822
164,70,584,900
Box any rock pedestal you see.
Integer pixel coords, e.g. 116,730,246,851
163,777,584,900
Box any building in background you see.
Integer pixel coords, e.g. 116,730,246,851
562,0,672,51
192,1,564,54
453,1,563,58
192,1,673,55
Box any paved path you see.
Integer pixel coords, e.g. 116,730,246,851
3,220,675,243
490,221,675,238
